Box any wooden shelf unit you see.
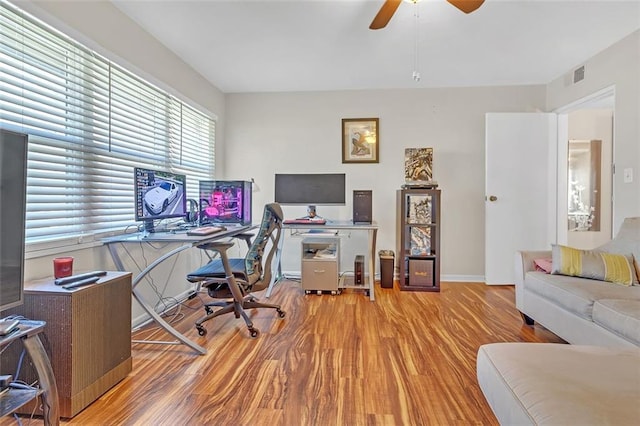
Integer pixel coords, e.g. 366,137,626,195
397,188,441,291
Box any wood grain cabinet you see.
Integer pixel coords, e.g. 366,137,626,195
397,188,441,291
11,272,132,418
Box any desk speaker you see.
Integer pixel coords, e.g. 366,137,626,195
353,190,372,224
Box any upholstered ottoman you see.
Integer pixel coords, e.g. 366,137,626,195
476,343,640,425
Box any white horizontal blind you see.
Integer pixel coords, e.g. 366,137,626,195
0,1,215,243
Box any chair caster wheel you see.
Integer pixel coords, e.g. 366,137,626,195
277,309,286,318
196,325,207,336
204,306,213,315
249,328,259,338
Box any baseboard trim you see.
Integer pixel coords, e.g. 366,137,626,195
441,274,486,283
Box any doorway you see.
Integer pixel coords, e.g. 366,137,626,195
556,88,614,249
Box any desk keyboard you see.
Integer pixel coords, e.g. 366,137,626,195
283,219,327,225
187,226,226,236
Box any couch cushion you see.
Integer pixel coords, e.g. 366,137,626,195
551,244,638,286
592,299,640,346
477,343,640,426
598,217,640,278
524,271,640,320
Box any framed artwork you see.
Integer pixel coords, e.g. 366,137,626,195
405,147,433,182
342,118,379,163
410,226,431,255
406,194,432,224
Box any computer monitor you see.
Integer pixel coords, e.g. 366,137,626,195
199,180,252,226
274,173,346,218
134,167,187,233
0,130,27,313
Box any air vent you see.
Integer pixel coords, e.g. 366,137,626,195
573,66,585,83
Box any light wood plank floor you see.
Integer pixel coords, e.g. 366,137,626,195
12,281,565,425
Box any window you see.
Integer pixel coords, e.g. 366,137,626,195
0,1,215,245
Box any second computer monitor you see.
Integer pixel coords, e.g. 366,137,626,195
199,180,252,225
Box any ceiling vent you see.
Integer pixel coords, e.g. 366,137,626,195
573,65,585,84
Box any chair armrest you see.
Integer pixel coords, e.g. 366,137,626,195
514,250,550,310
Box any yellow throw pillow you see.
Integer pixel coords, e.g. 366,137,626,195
551,245,639,286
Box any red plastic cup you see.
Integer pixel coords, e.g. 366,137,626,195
53,257,74,279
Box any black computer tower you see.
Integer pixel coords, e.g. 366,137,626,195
353,190,372,224
354,255,364,285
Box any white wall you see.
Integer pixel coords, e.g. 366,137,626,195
547,30,640,231
225,86,547,279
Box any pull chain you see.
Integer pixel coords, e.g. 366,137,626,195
412,2,421,82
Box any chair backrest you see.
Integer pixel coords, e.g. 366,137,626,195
243,203,283,290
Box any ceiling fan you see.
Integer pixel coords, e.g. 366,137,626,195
370,0,485,30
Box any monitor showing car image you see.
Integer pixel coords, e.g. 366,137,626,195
134,167,187,227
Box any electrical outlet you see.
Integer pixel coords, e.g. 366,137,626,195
623,168,633,183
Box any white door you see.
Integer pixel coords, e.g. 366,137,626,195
485,113,557,284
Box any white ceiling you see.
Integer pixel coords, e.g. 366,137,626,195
111,0,640,93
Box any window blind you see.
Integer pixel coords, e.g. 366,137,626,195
0,1,215,243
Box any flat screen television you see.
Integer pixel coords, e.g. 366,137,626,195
134,167,187,233
274,173,346,218
0,130,28,313
199,180,252,225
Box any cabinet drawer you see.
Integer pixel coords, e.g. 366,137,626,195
302,261,339,291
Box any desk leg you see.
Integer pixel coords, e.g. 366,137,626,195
368,228,377,301
131,288,206,355
109,243,207,355
22,335,60,426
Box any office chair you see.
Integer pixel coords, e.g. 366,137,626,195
187,203,285,337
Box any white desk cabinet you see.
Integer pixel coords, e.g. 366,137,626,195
301,238,340,294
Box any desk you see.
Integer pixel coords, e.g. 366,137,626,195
269,221,378,301
0,320,59,425
103,225,253,355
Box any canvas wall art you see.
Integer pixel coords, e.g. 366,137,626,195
405,147,433,182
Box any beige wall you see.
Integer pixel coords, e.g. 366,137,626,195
224,86,547,278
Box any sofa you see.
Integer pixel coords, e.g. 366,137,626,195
514,216,640,347
477,343,640,425
477,218,640,424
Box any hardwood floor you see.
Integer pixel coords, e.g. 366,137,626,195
7,281,565,425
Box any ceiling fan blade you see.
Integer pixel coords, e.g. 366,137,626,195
369,0,403,30
447,0,485,14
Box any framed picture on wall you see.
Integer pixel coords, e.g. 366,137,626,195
342,118,379,163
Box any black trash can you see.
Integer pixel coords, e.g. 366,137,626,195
379,250,394,288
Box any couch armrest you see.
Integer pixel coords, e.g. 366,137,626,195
514,250,550,310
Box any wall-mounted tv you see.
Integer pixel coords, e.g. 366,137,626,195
134,167,187,233
0,130,28,313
